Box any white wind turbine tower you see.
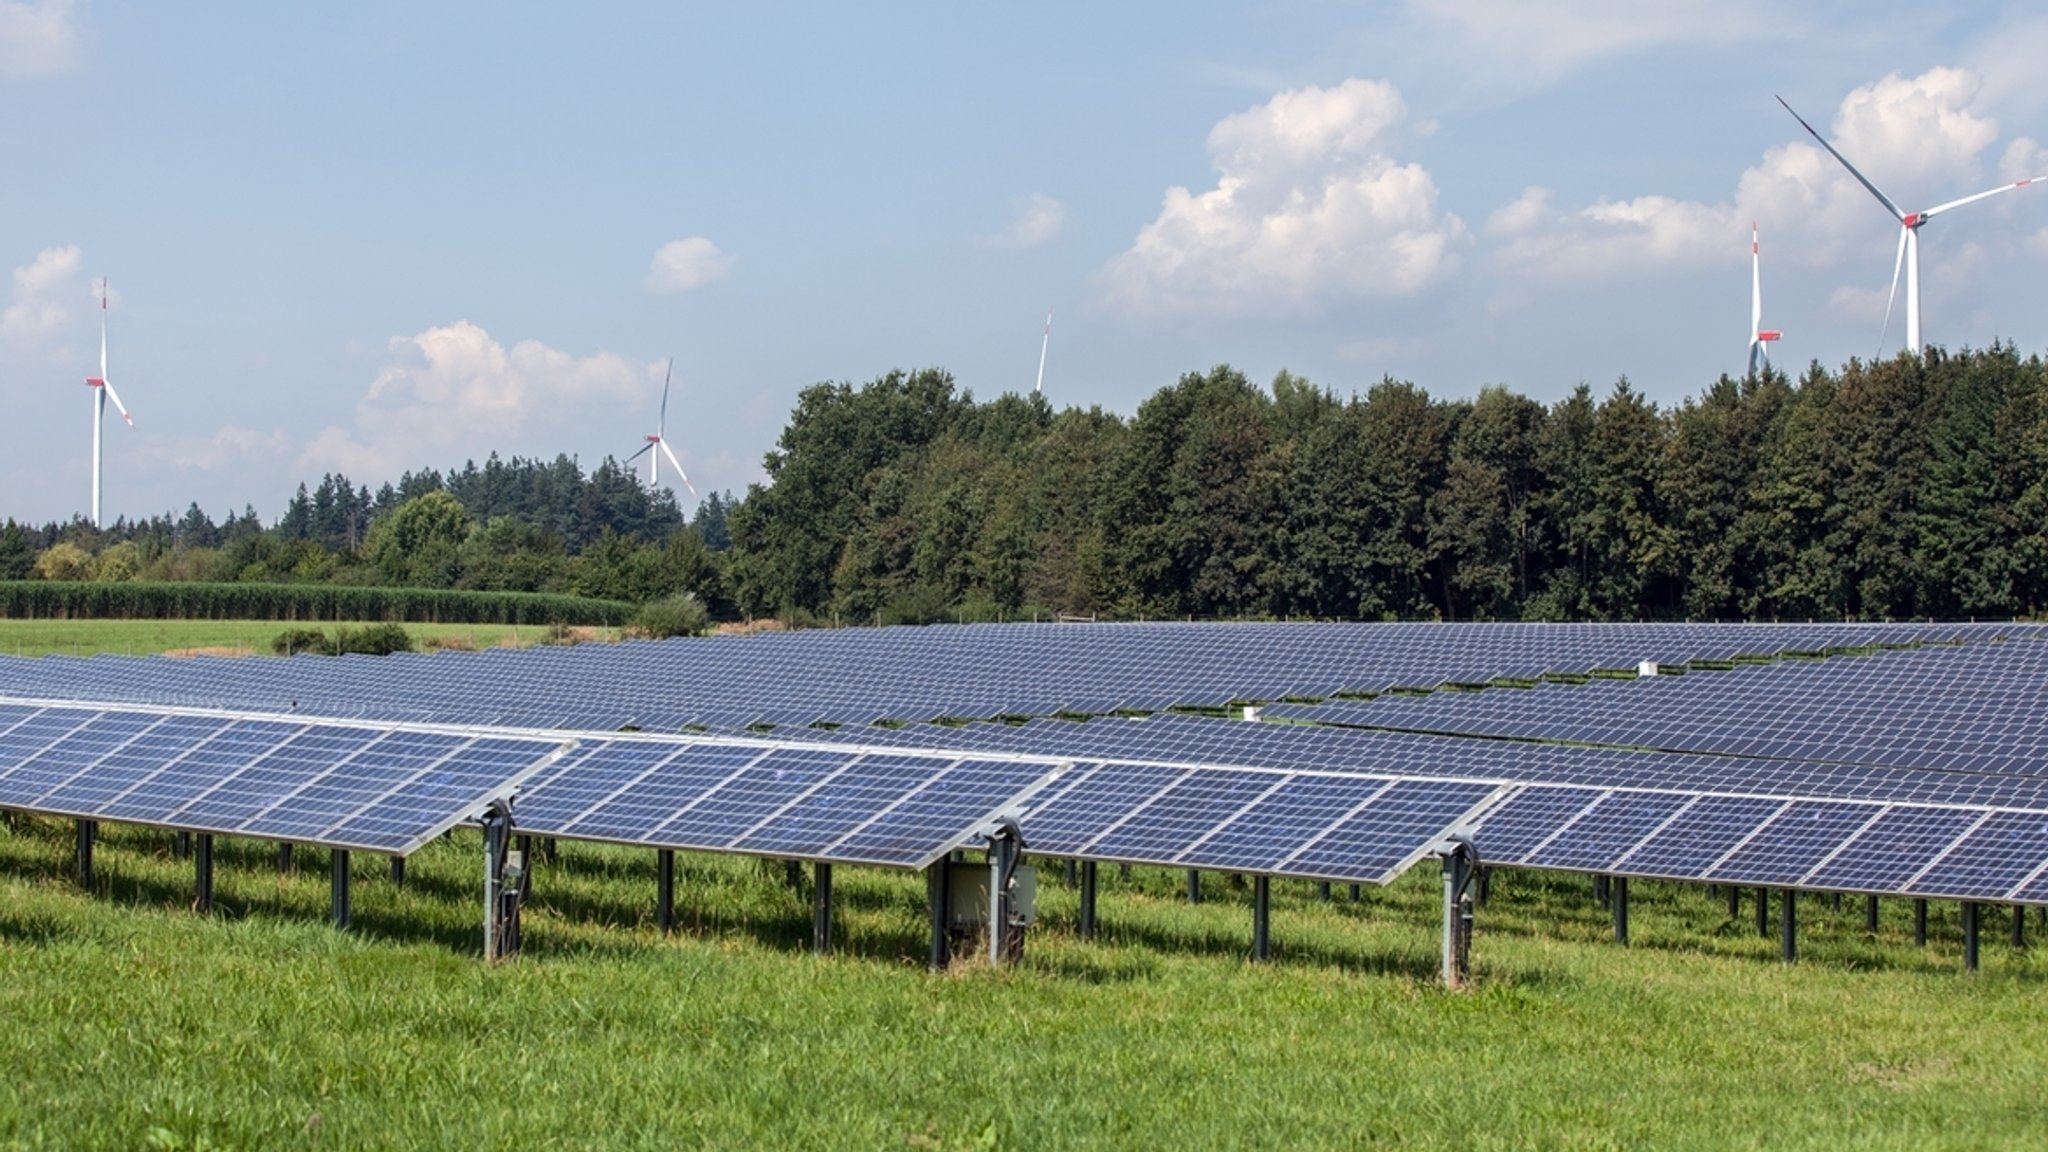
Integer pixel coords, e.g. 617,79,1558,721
1778,95,2044,356
1033,308,1052,395
82,279,136,528
1749,222,1782,375
626,358,695,497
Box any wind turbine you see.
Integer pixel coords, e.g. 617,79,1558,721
1749,223,1782,376
82,279,135,528
1033,308,1052,395
626,358,695,497
1777,95,2044,356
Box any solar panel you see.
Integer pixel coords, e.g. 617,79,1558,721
510,738,1067,871
0,702,570,855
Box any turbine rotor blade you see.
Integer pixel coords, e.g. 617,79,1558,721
658,440,696,496
1877,225,1908,356
1776,95,1907,222
1751,222,1763,334
625,442,655,465
660,357,672,436
101,378,134,427
1919,177,2045,221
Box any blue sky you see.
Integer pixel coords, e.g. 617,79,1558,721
5,1,2048,526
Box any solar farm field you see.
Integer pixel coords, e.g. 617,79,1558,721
2,819,2044,1150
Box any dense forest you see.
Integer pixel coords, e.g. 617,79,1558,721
8,345,2048,624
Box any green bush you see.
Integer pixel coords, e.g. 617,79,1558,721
270,628,332,656
331,622,415,656
632,593,711,639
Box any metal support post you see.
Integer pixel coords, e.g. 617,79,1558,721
389,855,405,887
1349,883,1362,902
1316,881,1330,903
1914,899,1928,946
1780,889,1797,963
1830,892,1842,912
1865,895,1879,934
1728,885,1740,919
482,801,522,961
331,849,352,930
657,849,676,934
2013,905,2026,949
173,830,190,859
1593,873,1609,905
1613,875,1630,945
75,820,94,888
194,833,214,913
516,834,535,901
1439,836,1478,989
1065,858,1077,885
1963,902,1981,972
1252,875,1272,961
1475,868,1490,908
813,861,834,956
1078,859,1098,939
1187,868,1202,904
926,855,952,970
988,824,1026,966
1755,887,1769,937
277,841,294,874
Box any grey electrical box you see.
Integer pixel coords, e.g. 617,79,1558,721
947,863,1039,929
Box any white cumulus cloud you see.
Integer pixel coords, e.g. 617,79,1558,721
982,193,1066,249
0,0,77,78
0,244,80,344
1487,68,2030,285
302,321,651,477
1099,78,1467,317
644,237,737,294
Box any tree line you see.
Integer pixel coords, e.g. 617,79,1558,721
6,345,2048,624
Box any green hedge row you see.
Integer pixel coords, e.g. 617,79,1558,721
0,581,635,625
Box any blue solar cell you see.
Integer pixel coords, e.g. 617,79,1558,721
1802,806,1987,893
240,730,471,840
1707,802,1884,886
508,742,676,829
170,726,384,831
541,744,767,843
0,710,164,806
1082,770,1287,863
828,758,1061,866
97,720,314,822
1525,791,1691,872
323,738,554,849
1013,762,1190,855
1908,811,2048,900
1178,774,1403,873
32,715,232,817
732,754,943,857
652,748,857,848
1285,779,1498,882
1470,786,1605,865
1613,795,1787,879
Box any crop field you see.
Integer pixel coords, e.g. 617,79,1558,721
0,619,618,660
1,817,2044,1149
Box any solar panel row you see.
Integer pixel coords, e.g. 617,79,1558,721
1261,638,2048,776
0,701,566,854
803,713,2048,904
0,621,2022,734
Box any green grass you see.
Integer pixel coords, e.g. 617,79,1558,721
1,818,2045,1149
0,619,619,659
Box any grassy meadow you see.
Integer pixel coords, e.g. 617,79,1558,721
0,619,618,659
1,816,2044,1149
